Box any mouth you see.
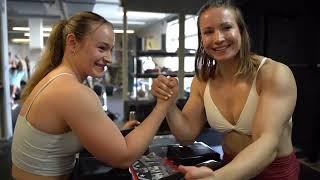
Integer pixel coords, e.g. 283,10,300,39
95,62,107,71
212,44,231,52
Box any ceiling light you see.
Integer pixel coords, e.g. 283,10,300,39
11,38,30,43
24,33,50,37
114,29,134,34
12,27,52,32
96,0,120,3
12,27,29,31
121,11,167,19
109,20,145,25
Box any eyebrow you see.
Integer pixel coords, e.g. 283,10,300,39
202,22,233,29
220,22,233,26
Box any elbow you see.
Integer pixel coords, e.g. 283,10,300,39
175,131,198,145
99,154,135,169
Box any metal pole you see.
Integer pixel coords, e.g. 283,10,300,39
121,1,128,101
0,0,13,140
178,13,185,99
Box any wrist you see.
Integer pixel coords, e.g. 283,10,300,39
167,103,177,114
154,103,169,117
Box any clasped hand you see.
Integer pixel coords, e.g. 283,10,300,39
151,75,179,101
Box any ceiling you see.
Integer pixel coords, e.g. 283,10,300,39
7,0,267,44
6,0,177,42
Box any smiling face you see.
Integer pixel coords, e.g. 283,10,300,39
76,23,115,78
199,7,241,63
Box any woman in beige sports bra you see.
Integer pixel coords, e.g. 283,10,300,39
11,12,178,180
151,1,299,180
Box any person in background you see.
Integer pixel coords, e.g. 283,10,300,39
151,0,299,179
9,51,17,68
11,11,177,180
24,56,31,79
9,60,26,103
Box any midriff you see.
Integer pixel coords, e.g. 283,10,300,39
222,125,294,158
12,164,71,180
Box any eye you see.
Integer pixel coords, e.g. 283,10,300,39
98,46,106,52
222,25,232,31
203,29,214,35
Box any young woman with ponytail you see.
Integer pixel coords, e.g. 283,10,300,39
11,11,178,180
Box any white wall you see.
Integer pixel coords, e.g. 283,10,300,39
136,21,166,50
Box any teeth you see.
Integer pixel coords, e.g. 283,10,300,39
215,46,227,51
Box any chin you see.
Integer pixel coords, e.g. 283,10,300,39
91,68,105,77
214,53,237,62
90,72,104,78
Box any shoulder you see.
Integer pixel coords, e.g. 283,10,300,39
257,58,296,94
191,76,208,98
49,77,100,112
258,58,294,81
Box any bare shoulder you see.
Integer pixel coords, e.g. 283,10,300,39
257,58,296,93
191,76,208,98
258,58,294,80
50,77,101,114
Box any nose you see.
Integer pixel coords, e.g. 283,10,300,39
213,30,225,44
103,51,112,63
103,55,112,63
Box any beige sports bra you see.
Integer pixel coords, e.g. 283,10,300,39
203,58,267,135
11,73,82,176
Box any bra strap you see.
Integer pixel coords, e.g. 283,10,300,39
25,73,74,116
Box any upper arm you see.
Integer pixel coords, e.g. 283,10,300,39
57,84,128,166
181,77,207,134
252,62,297,141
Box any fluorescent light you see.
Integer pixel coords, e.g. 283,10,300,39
11,38,30,43
114,29,134,34
96,0,120,3
12,27,29,31
109,20,145,25
119,11,167,19
24,32,50,37
12,26,52,32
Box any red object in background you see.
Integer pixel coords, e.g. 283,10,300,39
129,153,180,180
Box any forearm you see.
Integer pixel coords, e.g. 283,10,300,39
166,105,199,145
215,133,278,180
124,104,167,161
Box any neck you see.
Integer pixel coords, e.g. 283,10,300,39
215,57,240,81
60,55,86,82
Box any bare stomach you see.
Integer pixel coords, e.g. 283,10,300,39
222,128,293,158
12,164,71,180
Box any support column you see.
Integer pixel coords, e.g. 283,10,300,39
28,18,43,49
0,0,13,140
28,18,43,74
178,13,185,99
122,3,128,101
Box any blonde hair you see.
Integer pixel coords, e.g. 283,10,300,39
21,12,113,102
195,0,259,81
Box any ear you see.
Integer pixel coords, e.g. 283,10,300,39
66,33,77,54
